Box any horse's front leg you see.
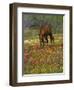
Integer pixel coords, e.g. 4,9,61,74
45,36,48,46
42,38,44,47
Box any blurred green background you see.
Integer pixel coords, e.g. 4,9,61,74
22,13,63,40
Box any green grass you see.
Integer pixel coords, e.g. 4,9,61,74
24,34,63,74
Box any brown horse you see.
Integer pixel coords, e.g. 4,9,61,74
39,24,54,47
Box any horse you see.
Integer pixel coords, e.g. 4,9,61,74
39,24,54,47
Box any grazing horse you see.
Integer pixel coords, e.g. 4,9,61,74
39,24,54,47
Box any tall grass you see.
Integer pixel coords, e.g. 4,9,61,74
24,34,63,74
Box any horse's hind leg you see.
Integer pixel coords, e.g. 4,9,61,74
40,38,44,48
50,35,54,44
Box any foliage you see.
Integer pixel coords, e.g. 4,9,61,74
22,13,63,34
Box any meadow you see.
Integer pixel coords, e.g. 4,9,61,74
22,14,63,74
24,29,63,74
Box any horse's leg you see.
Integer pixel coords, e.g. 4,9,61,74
45,36,48,45
40,37,44,48
42,37,44,47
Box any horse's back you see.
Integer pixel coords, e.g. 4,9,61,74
40,24,52,35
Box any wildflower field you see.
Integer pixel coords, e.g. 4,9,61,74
24,33,63,74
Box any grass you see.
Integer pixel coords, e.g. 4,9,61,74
24,34,63,74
